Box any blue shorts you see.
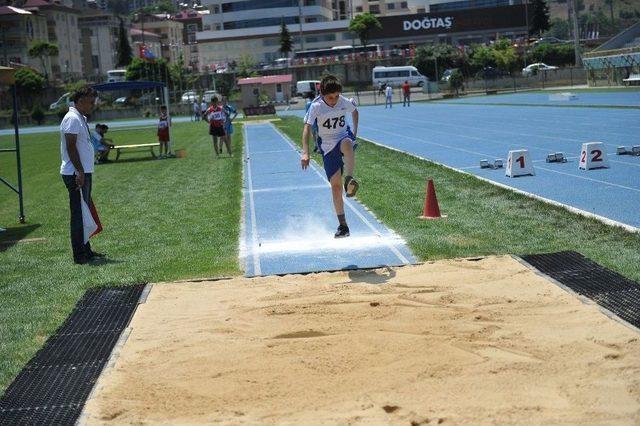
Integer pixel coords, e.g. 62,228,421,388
225,122,233,135
319,128,357,180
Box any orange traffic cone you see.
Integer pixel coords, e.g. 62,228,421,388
419,179,445,219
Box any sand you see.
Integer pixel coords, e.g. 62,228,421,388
81,256,640,425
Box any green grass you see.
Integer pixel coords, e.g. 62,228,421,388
275,116,640,278
0,121,243,393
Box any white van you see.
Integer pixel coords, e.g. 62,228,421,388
296,80,320,98
106,69,126,83
372,66,427,88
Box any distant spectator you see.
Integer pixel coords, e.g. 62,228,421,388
157,105,170,159
200,99,207,119
90,124,114,164
378,81,385,96
222,97,237,156
193,100,200,121
385,84,393,109
402,80,411,107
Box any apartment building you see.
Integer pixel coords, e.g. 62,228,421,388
134,14,184,63
78,7,126,78
173,8,206,70
22,0,83,79
0,5,49,71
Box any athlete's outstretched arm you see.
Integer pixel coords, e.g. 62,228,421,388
351,109,359,137
301,123,311,170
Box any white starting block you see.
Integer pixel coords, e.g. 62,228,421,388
579,142,609,170
546,152,567,163
480,159,504,169
506,149,535,177
616,145,640,156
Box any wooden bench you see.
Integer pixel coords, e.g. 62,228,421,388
623,73,640,86
114,143,160,161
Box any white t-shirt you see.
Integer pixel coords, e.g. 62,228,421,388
304,95,357,154
60,107,94,175
385,86,393,98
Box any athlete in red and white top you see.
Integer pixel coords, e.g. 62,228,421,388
204,97,227,157
302,74,359,239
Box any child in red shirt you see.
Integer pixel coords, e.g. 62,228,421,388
157,106,170,158
205,97,227,157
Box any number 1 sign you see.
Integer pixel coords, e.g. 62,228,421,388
506,149,535,177
579,142,609,170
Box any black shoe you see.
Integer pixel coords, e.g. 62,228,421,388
74,256,91,265
334,225,350,238
344,176,359,198
88,251,106,259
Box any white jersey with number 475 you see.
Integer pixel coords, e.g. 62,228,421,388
304,95,357,153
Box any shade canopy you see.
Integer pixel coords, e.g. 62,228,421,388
92,81,166,92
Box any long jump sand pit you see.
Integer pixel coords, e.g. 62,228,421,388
82,256,640,424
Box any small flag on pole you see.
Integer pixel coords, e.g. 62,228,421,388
80,190,102,244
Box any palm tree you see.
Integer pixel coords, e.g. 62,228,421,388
27,41,58,80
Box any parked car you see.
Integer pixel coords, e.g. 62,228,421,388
475,66,508,79
440,68,459,83
181,91,199,104
49,92,71,111
522,63,558,77
202,90,221,103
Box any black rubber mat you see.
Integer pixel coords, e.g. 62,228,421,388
0,285,144,425
521,251,640,329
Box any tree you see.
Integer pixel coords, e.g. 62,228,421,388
126,57,171,85
530,0,551,36
492,39,518,75
470,44,496,70
236,53,258,78
348,13,381,48
448,69,464,95
546,18,570,39
27,41,58,80
279,17,293,58
604,0,615,23
14,68,45,108
413,43,467,81
116,18,133,67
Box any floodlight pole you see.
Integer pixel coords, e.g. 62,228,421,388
12,84,24,223
164,85,173,155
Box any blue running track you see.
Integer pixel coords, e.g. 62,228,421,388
242,123,416,277
283,92,640,231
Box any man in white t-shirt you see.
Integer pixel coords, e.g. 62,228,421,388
385,84,393,109
60,85,104,264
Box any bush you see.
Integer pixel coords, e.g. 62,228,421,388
31,105,46,125
449,70,464,95
531,43,575,66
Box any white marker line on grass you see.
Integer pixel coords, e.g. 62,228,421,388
272,123,412,265
358,136,639,234
243,125,262,276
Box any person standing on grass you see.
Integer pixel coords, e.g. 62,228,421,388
60,85,105,264
222,97,237,156
200,99,208,122
205,97,227,157
193,99,200,121
385,84,393,109
157,105,170,159
301,74,359,239
402,80,411,107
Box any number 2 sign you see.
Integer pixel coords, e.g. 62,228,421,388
579,142,609,170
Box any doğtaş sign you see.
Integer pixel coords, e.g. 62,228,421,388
404,17,454,31
369,5,527,39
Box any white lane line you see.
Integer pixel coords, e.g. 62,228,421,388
251,184,328,193
358,135,639,233
272,123,412,265
534,165,640,193
243,125,262,276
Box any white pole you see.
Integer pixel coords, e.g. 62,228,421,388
164,85,173,155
